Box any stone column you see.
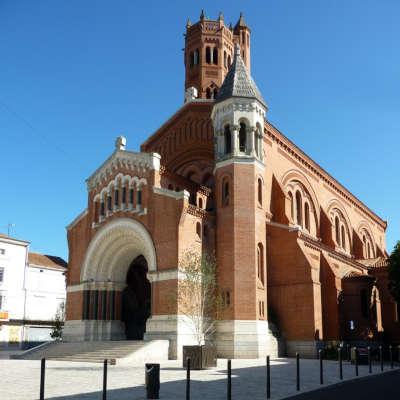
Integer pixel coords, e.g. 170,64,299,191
248,126,256,156
232,125,239,156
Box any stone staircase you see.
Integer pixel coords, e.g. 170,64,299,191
11,340,169,365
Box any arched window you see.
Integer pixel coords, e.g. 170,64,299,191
198,198,203,209
224,51,227,68
239,122,247,152
114,188,119,207
189,51,194,67
107,194,112,211
341,225,346,249
122,186,127,204
367,242,371,258
206,47,211,64
257,178,262,205
213,88,218,99
196,222,201,238
168,184,173,190
213,48,218,65
335,216,340,244
137,189,142,206
242,31,245,43
206,88,211,99
224,125,232,154
129,188,134,205
222,179,230,206
227,55,231,67
100,201,105,216
305,202,310,231
194,49,199,65
296,191,302,226
288,192,294,221
257,243,264,285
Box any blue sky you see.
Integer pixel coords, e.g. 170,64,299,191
0,1,399,259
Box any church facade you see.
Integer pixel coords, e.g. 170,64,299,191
64,12,399,358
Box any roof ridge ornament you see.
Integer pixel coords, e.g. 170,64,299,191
115,135,126,151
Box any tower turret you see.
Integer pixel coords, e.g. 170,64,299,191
184,12,252,101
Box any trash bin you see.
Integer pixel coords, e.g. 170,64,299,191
145,363,160,399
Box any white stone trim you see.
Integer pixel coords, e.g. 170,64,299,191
214,157,265,172
153,187,190,201
147,268,186,283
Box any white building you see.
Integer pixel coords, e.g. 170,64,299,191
0,234,67,348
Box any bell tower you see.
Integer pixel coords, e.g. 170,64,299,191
184,11,251,101
211,44,278,358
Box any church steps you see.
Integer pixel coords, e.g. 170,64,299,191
11,340,169,364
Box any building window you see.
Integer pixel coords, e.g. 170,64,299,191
341,225,346,250
130,188,134,204
107,195,112,211
296,191,302,226
194,49,199,65
122,187,127,204
360,289,369,319
213,88,218,99
100,202,105,216
305,203,310,231
196,222,201,238
206,87,211,99
224,125,232,154
239,122,246,152
224,51,227,68
222,179,230,206
189,51,194,67
257,178,262,205
198,198,203,209
257,243,264,285
114,189,119,206
137,190,142,206
227,55,231,67
206,46,211,64
0,249,5,255
213,48,218,65
335,216,340,244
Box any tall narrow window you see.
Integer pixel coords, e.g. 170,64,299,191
107,195,112,211
206,88,211,99
100,201,105,216
257,243,264,285
257,178,262,205
213,48,218,65
129,188,134,205
288,192,294,220
222,179,230,206
206,46,211,64
367,242,371,258
122,186,127,204
305,203,310,231
137,190,142,206
224,125,231,154
341,225,346,249
194,49,199,65
114,188,119,206
227,55,231,67
239,122,246,152
213,88,218,99
189,51,194,67
242,31,245,43
224,51,227,67
335,216,340,244
296,191,302,226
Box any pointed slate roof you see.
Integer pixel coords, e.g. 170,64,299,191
215,44,267,108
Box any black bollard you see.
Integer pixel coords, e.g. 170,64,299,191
338,347,343,380
186,357,191,400
145,363,160,399
390,345,393,369
40,358,45,400
379,346,383,372
266,356,271,399
296,353,300,391
227,359,232,400
103,359,108,400
368,347,372,374
319,349,323,385
354,348,359,377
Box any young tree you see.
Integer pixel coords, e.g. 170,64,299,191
50,302,65,341
388,241,400,303
177,249,222,346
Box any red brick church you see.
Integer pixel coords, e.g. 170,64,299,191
64,11,399,358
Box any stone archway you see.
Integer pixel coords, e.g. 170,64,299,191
78,218,156,341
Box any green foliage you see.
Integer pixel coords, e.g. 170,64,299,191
388,241,400,303
50,302,65,341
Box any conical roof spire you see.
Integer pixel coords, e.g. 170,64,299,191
235,12,247,28
215,44,267,108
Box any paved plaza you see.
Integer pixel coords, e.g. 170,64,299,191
0,357,398,400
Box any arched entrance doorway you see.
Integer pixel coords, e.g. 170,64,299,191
121,255,151,339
